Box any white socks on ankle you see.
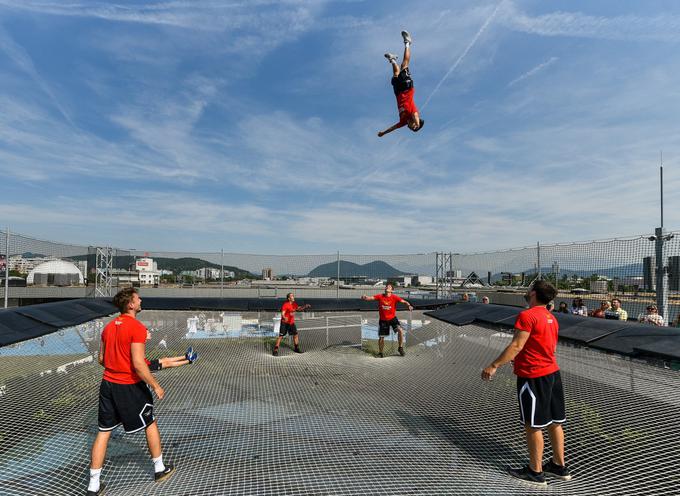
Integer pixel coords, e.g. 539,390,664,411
88,468,102,492
152,454,166,473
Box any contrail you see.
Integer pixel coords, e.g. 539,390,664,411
422,0,505,109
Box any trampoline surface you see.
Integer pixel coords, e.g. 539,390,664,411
1,310,679,495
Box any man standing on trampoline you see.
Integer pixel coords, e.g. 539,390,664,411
362,283,413,358
481,280,571,486
377,30,424,137
273,292,311,356
86,288,174,495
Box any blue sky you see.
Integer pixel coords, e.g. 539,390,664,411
1,0,680,254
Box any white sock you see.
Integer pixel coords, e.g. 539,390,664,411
88,468,102,492
404,41,411,48
152,454,165,473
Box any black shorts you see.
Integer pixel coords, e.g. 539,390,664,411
391,67,414,95
378,318,401,336
98,380,155,433
517,370,566,428
279,322,298,336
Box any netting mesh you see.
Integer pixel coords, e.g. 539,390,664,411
1,311,679,495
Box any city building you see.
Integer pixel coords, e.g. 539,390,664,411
262,268,273,280
135,257,160,286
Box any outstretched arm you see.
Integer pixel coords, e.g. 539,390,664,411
378,122,405,137
361,295,377,301
481,329,530,380
399,299,414,311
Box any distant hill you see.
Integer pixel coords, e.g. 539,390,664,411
67,254,253,278
308,260,408,279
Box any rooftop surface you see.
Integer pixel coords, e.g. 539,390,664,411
1,310,679,495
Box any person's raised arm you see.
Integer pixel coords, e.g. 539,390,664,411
361,294,377,301
481,329,530,380
131,342,164,399
377,121,405,137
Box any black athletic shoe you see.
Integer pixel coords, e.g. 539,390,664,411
377,352,384,358
86,484,104,495
507,466,546,487
398,347,405,356
154,464,175,482
543,460,572,481
272,348,279,357
293,347,303,354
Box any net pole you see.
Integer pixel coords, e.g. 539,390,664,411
4,226,8,308
336,251,340,300
220,249,224,298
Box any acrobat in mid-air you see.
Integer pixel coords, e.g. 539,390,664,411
378,30,424,137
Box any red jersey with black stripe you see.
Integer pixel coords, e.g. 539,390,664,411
101,314,147,384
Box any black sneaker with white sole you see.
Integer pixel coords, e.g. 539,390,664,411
293,347,303,354
272,348,279,357
507,466,547,487
543,460,572,480
377,352,384,358
398,347,405,356
401,30,412,44
155,464,175,482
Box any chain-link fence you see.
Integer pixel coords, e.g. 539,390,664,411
3,228,680,324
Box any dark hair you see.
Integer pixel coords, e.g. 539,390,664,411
612,298,621,305
113,287,138,313
411,118,425,132
286,292,293,300
531,280,557,304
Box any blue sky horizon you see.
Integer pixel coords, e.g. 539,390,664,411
2,0,680,255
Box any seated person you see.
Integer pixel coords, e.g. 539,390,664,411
570,298,588,316
604,298,628,320
589,300,611,318
637,305,665,327
146,330,198,371
556,301,570,314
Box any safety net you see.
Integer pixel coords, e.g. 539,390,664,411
1,310,679,495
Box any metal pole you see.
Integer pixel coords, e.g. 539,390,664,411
656,227,668,319
4,227,9,308
336,251,340,300
326,316,329,348
537,241,541,280
660,151,664,229
220,249,224,298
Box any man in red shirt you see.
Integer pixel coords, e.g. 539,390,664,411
378,30,424,137
86,288,174,495
273,292,311,356
482,280,571,487
362,283,413,358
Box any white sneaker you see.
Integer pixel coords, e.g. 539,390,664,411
384,52,398,63
401,30,412,44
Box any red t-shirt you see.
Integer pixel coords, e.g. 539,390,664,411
396,88,418,126
513,306,560,378
101,314,147,384
374,293,404,321
281,301,299,324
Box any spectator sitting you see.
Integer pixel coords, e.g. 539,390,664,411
461,293,470,302
556,302,570,314
589,300,611,318
546,301,554,312
482,296,490,304
638,305,665,327
570,298,588,316
604,298,628,321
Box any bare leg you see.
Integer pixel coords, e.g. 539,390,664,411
524,426,544,472
378,336,385,354
145,421,162,459
391,59,400,78
401,43,411,71
293,334,299,347
397,327,404,348
547,423,566,466
274,335,283,350
90,431,112,469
